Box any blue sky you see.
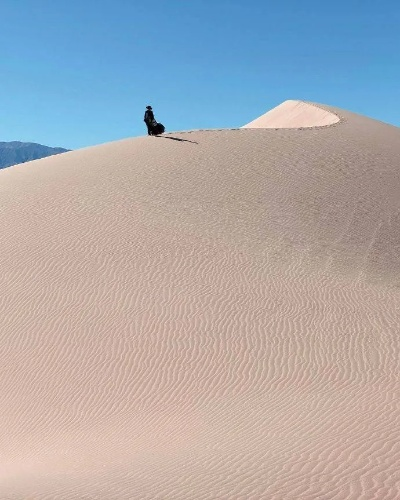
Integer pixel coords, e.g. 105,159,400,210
1,0,399,149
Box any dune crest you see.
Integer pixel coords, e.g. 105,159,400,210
242,99,341,128
1,102,400,499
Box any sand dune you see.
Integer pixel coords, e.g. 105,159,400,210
1,102,400,499
242,99,341,128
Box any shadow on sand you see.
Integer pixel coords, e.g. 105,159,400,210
156,136,198,144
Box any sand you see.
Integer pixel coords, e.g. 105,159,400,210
243,99,340,128
1,101,399,499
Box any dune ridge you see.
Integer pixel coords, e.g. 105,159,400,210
1,102,400,499
242,99,341,129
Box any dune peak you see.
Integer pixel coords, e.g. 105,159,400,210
242,99,341,129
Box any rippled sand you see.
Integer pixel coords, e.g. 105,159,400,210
1,102,399,499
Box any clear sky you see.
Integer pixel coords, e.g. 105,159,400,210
1,0,399,149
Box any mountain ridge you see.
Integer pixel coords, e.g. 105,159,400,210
0,140,69,169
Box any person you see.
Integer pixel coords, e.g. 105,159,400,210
144,106,155,135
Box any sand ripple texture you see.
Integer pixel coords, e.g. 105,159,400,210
1,102,400,499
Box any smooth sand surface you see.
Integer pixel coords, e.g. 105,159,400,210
1,102,400,499
242,100,340,128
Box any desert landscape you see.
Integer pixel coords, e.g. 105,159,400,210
1,101,399,499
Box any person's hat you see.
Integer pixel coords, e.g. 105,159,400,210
146,105,152,109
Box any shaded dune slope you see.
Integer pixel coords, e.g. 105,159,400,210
1,103,400,499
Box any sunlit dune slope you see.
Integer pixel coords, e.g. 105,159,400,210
242,99,340,128
1,102,399,499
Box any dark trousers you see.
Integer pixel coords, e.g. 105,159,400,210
146,123,153,135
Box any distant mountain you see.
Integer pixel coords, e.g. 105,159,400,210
0,141,70,169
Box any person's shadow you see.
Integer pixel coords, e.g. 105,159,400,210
155,136,198,144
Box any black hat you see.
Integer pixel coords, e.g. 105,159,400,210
146,105,152,109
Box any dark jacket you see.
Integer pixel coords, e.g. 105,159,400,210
144,109,154,124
